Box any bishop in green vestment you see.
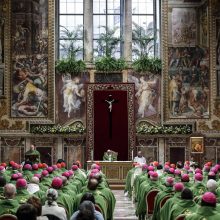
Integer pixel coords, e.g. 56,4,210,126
0,183,19,215
103,150,117,161
169,188,198,220
186,192,220,220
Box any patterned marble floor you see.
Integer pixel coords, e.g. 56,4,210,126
112,190,138,220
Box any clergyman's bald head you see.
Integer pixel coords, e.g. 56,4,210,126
4,183,16,199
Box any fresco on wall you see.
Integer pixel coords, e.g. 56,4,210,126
56,73,89,125
11,0,48,117
171,8,197,46
128,73,161,122
199,4,208,47
168,46,209,119
0,1,5,64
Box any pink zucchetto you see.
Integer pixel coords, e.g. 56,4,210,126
203,165,211,172
148,166,154,171
150,171,158,180
174,169,181,175
184,165,190,170
23,164,32,170
142,164,148,171
91,169,99,174
195,173,203,182
11,173,19,180
166,177,174,186
195,168,202,174
32,164,38,170
169,168,175,174
202,192,217,205
210,167,218,174
0,166,5,172
68,170,74,176
208,171,216,177
34,173,41,179
47,166,53,174
174,182,184,192
62,171,70,178
52,165,58,170
148,171,154,176
181,174,190,182
16,178,27,189
72,165,79,171
42,170,49,177
17,173,23,178
51,177,63,189
164,165,170,170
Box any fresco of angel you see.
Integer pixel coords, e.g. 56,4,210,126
61,74,85,118
128,74,160,119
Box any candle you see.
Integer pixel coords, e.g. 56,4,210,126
91,150,94,161
132,150,134,160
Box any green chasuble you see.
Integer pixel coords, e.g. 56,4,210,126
135,174,148,201
185,206,220,220
0,199,19,215
0,187,4,199
96,184,116,220
124,168,135,198
56,189,75,219
152,186,174,220
190,182,206,197
170,199,198,220
15,188,31,204
103,152,117,161
34,189,47,205
25,149,41,163
75,190,108,220
136,180,164,218
160,192,182,220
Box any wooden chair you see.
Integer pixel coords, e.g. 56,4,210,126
0,214,17,220
160,195,172,208
146,189,159,218
175,214,186,220
94,204,103,214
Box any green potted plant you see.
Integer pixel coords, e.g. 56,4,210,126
56,25,86,75
94,26,127,72
132,22,161,74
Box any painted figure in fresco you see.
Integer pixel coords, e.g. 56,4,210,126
12,56,48,117
62,75,85,118
168,47,209,119
130,74,158,118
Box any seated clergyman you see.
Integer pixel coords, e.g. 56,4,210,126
103,150,117,161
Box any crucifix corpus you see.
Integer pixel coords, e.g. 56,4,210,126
105,94,118,138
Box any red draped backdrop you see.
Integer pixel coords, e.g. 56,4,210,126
93,90,128,161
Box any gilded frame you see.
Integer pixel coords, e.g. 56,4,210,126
190,137,204,154
162,0,213,123
5,0,55,122
86,83,136,161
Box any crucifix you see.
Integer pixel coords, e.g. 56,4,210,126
105,94,118,138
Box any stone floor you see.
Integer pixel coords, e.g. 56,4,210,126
112,190,138,220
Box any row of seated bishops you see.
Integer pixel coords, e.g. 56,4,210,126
0,160,115,220
125,160,220,220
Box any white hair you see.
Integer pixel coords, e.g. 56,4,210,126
207,179,217,192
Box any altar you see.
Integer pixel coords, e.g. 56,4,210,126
87,161,133,184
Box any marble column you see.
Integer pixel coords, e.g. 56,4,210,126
158,138,165,164
57,137,63,162
84,0,93,64
123,0,132,63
